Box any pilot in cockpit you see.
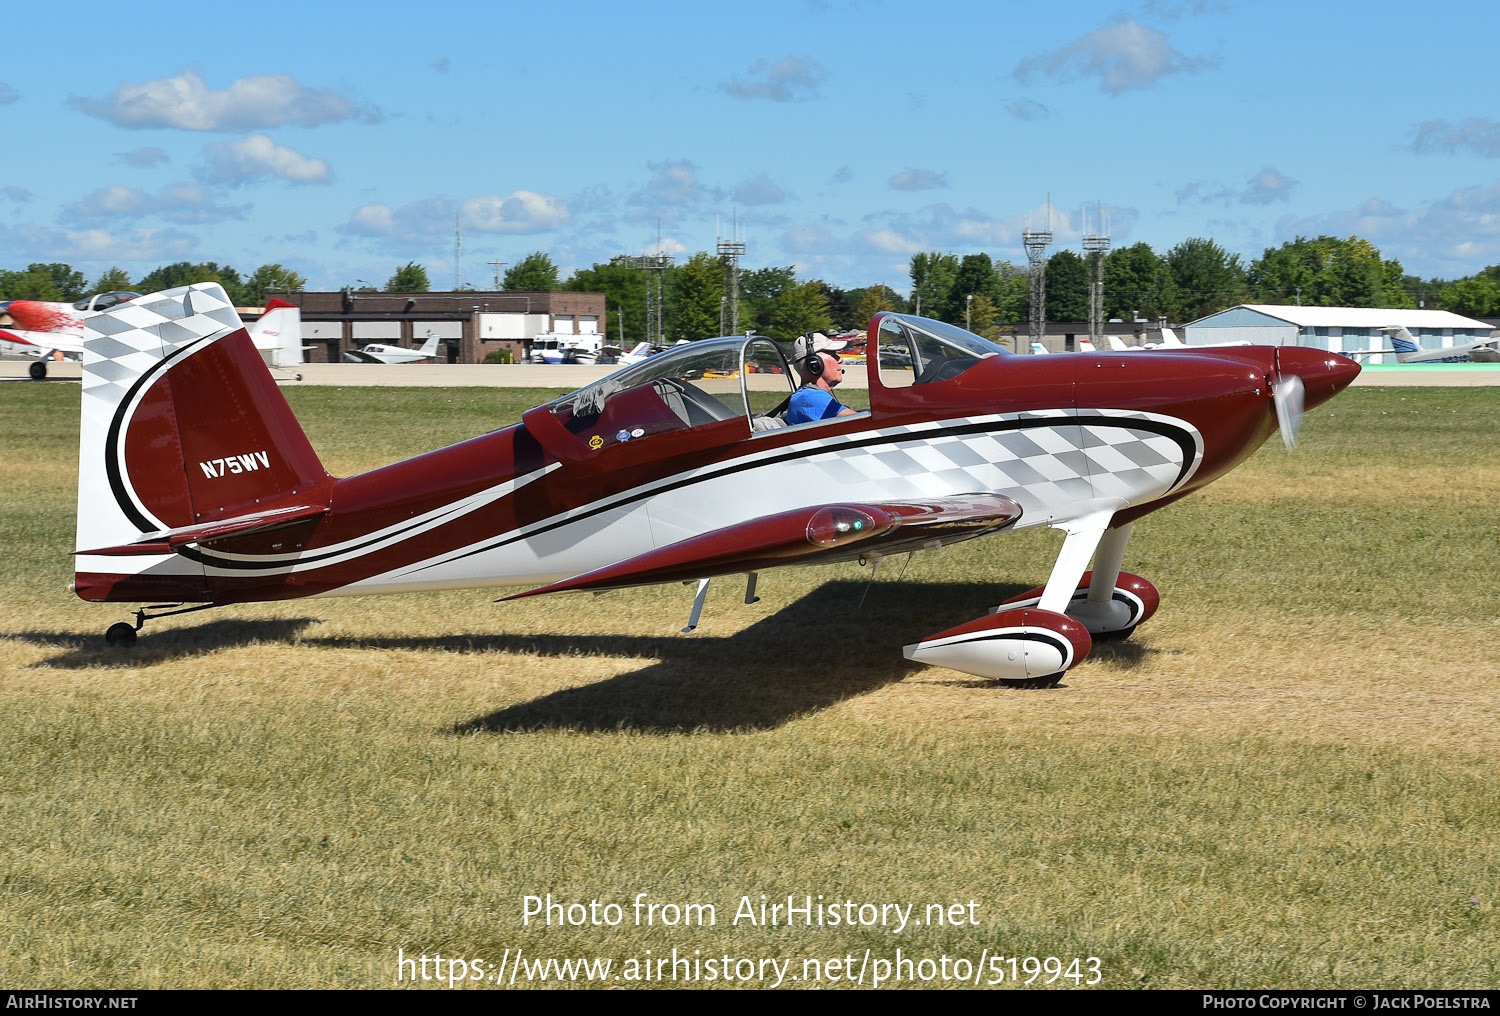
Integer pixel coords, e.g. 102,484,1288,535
787,332,858,425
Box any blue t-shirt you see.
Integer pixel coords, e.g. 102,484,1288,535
786,387,844,425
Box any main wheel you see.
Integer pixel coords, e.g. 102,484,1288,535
29,361,46,380
1092,625,1137,643
105,622,137,647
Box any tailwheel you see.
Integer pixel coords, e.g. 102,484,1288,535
105,622,137,647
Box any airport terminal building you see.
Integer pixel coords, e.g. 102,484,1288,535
1184,305,1492,362
261,289,607,363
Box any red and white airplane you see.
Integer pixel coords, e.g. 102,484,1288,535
72,283,1359,685
2,291,304,378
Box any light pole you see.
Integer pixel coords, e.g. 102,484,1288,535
965,293,973,331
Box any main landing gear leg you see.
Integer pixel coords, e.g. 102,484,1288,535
104,603,218,647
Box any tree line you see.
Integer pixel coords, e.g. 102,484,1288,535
4,235,1496,347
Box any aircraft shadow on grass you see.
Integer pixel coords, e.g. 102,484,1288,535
428,578,1152,735
18,580,1154,730
18,618,320,670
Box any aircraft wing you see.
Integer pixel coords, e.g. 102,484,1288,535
0,327,84,355
502,494,1022,600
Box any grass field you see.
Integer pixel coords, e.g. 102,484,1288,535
2,382,1498,990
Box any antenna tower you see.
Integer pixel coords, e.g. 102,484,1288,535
1081,204,1111,348
716,211,746,336
454,217,462,290
629,223,674,346
1023,225,1052,348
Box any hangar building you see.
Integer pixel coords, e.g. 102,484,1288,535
261,289,606,363
1184,305,1493,364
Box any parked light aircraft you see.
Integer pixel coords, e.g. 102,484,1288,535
2,293,305,379
73,284,1359,686
344,331,444,364
1349,325,1500,364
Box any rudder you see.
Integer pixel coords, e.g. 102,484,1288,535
75,283,329,601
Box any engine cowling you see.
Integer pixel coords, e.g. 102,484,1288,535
995,571,1159,638
903,608,1091,685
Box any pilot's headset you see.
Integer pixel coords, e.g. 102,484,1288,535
799,332,826,381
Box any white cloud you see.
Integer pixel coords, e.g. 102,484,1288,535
0,83,19,105
63,182,249,225
889,168,948,191
1276,181,1500,276
719,56,827,102
199,134,331,186
733,174,790,206
3,186,32,203
1004,99,1052,121
0,222,197,263
461,191,571,233
628,159,725,210
1015,16,1213,95
1240,166,1297,205
70,70,378,131
341,191,570,246
1412,118,1500,158
115,147,170,167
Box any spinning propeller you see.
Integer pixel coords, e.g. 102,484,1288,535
1272,371,1305,450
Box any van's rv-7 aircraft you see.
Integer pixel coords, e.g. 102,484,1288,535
72,284,1360,686
1,291,305,379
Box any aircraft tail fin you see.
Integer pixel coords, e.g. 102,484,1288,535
1030,342,1049,355
1382,325,1419,360
247,297,303,368
75,284,329,594
417,331,443,357
1079,338,1097,353
1158,327,1184,347
1107,335,1128,351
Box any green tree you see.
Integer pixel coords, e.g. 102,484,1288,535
996,271,1029,323
1103,242,1176,322
1437,275,1500,318
966,292,1002,340
821,282,854,330
564,257,646,347
849,285,904,327
909,252,958,319
770,279,834,343
1045,250,1089,321
1166,238,1246,320
666,251,724,342
244,264,307,303
503,251,560,291
951,254,1001,318
0,263,87,302
136,262,248,304
1248,236,1409,308
386,262,431,292
740,266,797,333
87,267,135,297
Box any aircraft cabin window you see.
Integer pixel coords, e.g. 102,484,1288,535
875,314,1002,389
545,336,792,450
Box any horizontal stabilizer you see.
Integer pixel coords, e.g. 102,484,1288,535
77,503,327,556
503,494,1022,600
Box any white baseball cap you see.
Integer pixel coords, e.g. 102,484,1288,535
791,332,844,361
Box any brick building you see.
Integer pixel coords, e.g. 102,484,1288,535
260,289,606,363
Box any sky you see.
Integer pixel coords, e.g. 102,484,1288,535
2,0,1498,294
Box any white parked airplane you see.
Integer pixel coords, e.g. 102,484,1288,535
1350,325,1500,364
344,331,444,364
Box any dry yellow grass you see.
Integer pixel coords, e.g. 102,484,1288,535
1,383,1497,989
